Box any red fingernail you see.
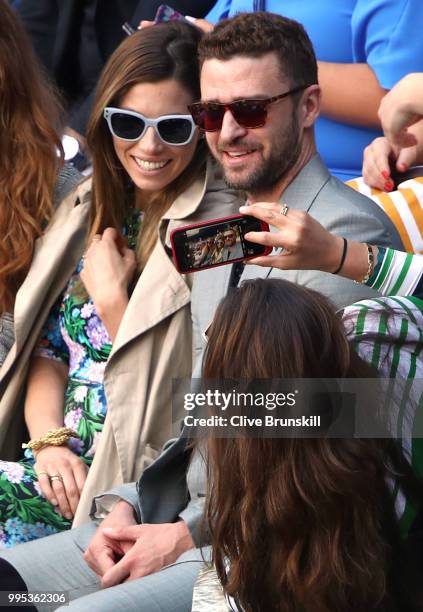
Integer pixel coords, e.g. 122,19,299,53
381,170,390,179
384,181,394,192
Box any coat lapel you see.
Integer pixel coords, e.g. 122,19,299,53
108,165,212,360
12,183,91,357
109,237,191,360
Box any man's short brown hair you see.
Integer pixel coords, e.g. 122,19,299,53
198,12,318,88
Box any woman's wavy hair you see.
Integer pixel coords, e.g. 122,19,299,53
203,278,423,612
86,21,207,271
0,0,63,314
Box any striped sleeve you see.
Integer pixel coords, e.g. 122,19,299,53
346,177,423,254
368,248,423,297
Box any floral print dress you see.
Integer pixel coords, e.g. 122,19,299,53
0,210,141,548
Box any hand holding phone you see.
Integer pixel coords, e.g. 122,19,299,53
154,5,188,24
170,214,272,274
122,5,187,37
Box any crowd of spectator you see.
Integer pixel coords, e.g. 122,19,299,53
0,1,422,611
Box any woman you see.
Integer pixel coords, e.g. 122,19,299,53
240,202,423,298
0,0,81,367
198,278,423,611
362,73,423,191
0,21,240,547
210,233,225,264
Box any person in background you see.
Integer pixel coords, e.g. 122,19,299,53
198,1,423,181
221,227,243,261
199,278,423,612
210,234,225,264
363,72,423,190
16,0,215,149
0,0,80,369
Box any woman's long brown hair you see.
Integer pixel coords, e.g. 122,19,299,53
203,279,423,612
86,21,207,271
0,1,63,314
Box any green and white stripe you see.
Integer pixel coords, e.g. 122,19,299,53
369,247,423,296
342,296,423,532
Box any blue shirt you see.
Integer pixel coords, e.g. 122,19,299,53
206,0,423,180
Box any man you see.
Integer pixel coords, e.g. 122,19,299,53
0,13,403,612
221,227,244,261
201,0,423,182
190,10,402,339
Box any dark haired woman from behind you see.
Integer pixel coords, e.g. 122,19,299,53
0,0,81,366
198,278,423,612
0,21,240,547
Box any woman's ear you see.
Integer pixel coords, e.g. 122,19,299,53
301,84,321,128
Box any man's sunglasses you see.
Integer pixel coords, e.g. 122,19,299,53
188,85,308,132
103,107,197,146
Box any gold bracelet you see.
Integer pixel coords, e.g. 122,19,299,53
22,427,80,453
354,244,374,284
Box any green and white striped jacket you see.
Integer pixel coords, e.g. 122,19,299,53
343,295,423,533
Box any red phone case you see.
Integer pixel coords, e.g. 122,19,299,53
170,214,272,274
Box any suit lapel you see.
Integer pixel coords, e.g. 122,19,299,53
280,154,330,214
138,432,191,523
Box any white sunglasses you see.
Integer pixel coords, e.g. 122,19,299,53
103,107,197,146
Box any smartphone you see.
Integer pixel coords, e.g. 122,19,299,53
170,214,272,274
155,4,188,23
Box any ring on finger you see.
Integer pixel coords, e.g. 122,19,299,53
280,204,289,216
37,471,49,477
50,475,63,482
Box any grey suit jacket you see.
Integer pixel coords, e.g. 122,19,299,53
92,153,402,545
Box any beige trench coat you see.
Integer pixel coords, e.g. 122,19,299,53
0,159,241,526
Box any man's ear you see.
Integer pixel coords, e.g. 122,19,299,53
300,85,321,128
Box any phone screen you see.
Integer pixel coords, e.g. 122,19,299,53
171,215,270,274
